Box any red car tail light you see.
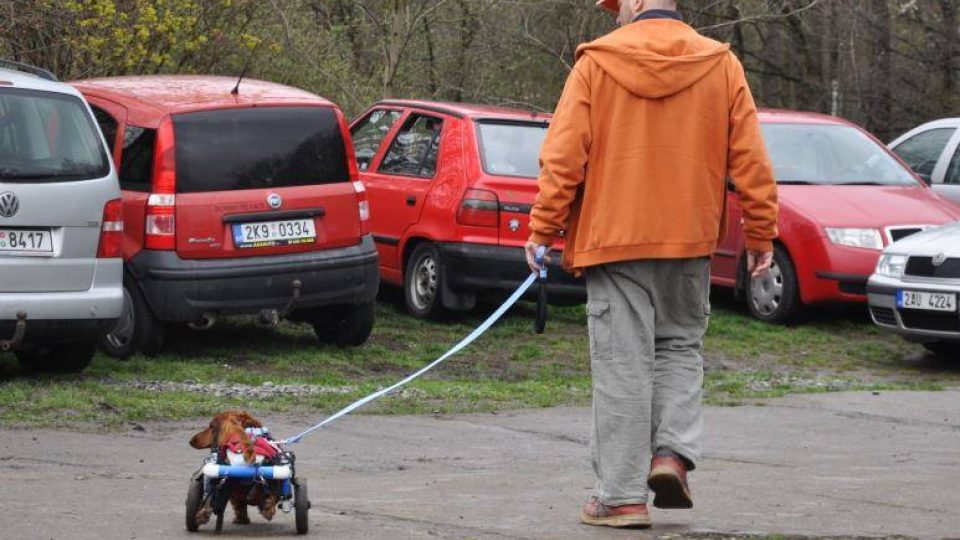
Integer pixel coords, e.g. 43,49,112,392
457,189,500,228
97,198,123,258
353,180,371,236
146,118,177,250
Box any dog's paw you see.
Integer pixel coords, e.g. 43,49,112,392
260,495,279,521
195,506,212,526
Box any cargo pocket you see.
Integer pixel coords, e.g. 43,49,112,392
586,299,612,362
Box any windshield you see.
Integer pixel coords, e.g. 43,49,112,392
477,121,548,178
173,106,350,193
0,88,110,182
761,123,919,186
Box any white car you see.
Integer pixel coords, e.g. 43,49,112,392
0,60,122,372
889,118,960,207
868,221,960,357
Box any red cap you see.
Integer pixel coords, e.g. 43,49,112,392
596,0,619,13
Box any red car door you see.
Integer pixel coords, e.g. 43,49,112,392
362,111,446,274
712,184,745,287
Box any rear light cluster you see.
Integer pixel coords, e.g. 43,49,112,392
97,198,124,258
456,189,499,228
147,119,177,250
353,181,370,235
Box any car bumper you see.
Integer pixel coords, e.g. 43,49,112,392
867,274,960,341
0,258,123,321
795,239,881,305
129,236,380,322
437,242,586,303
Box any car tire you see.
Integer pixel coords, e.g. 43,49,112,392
311,302,375,347
99,279,165,359
404,243,446,319
923,341,959,358
746,244,803,324
15,341,96,373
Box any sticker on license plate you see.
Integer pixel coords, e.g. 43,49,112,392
232,219,316,249
897,290,957,312
0,228,53,253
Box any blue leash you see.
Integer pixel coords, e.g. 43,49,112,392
281,247,548,444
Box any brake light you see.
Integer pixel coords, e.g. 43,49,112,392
97,198,123,258
146,119,177,250
457,189,499,228
353,181,371,236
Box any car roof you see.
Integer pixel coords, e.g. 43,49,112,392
375,99,551,122
757,108,850,125
0,67,83,98
70,75,334,128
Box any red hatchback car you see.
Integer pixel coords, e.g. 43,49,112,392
349,100,583,317
72,76,380,356
717,110,960,322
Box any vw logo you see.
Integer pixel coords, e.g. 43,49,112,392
932,253,948,267
0,192,19,218
267,193,282,209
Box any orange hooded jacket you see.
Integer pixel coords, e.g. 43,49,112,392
529,18,779,272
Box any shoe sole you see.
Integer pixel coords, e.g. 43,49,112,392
580,511,652,528
647,466,693,509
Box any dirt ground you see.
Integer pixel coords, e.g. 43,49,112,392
1,391,959,540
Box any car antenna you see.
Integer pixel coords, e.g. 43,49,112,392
230,41,262,95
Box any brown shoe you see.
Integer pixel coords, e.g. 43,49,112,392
647,455,693,509
579,496,652,528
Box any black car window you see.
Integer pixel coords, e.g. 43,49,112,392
90,105,118,154
891,128,955,181
351,109,402,171
378,114,442,178
0,88,109,183
172,106,350,193
119,125,155,192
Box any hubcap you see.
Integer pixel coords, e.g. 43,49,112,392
410,255,439,311
105,287,135,349
750,260,783,316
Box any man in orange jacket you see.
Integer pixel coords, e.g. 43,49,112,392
525,0,779,529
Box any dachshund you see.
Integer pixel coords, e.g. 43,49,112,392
189,411,280,525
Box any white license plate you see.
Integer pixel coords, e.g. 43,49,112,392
232,219,316,249
0,228,53,253
897,290,957,312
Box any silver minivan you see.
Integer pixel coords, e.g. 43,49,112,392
0,61,122,372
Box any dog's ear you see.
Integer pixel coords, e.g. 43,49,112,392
189,427,214,449
236,412,263,429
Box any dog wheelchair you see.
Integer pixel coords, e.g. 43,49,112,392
185,427,310,534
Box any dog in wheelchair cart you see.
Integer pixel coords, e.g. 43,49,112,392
186,411,310,534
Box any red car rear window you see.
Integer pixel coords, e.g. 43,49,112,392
172,106,349,193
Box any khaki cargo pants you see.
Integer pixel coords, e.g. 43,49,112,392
584,257,710,505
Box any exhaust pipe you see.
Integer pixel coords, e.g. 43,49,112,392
0,312,27,352
187,312,217,331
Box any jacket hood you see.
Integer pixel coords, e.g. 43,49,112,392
576,19,731,99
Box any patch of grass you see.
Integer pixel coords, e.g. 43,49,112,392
1,291,957,429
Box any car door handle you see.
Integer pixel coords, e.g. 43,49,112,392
406,195,416,206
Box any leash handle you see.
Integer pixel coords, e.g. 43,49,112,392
534,246,548,334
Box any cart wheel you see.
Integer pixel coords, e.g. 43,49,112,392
295,478,309,534
185,474,204,532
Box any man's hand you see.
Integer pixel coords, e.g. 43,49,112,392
747,250,774,278
525,241,551,273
